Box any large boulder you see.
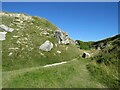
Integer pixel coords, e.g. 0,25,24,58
82,52,90,58
0,24,14,32
54,30,69,45
39,40,53,51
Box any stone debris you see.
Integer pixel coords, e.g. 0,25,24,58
40,53,44,56
13,36,20,38
0,32,7,40
8,52,13,56
9,48,19,50
57,50,61,54
55,43,57,47
39,40,53,51
0,24,14,32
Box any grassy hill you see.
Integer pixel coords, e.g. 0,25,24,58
1,11,81,71
1,11,119,88
87,34,120,88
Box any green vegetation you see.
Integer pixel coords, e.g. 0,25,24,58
2,12,81,71
87,35,120,88
2,58,106,88
76,40,90,50
2,11,119,88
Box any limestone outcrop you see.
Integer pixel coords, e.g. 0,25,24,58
54,30,69,45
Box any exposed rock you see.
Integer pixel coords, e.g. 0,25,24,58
82,52,90,58
54,30,69,45
57,51,61,54
13,36,20,38
55,43,57,47
0,24,14,32
0,32,7,40
40,52,45,56
39,40,53,51
8,52,13,56
9,47,19,50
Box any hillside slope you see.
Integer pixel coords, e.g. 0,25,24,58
87,34,120,88
1,11,81,71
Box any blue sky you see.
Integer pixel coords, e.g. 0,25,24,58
2,2,118,41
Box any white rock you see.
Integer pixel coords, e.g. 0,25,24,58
0,24,14,32
57,51,61,54
40,53,44,56
55,43,57,47
8,52,13,56
82,52,91,58
13,36,19,38
39,40,53,51
0,32,7,40
9,48,19,50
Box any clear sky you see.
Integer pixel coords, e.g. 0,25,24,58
2,2,118,41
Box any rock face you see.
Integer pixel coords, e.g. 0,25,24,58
82,52,90,58
39,40,53,51
0,24,14,32
54,30,69,45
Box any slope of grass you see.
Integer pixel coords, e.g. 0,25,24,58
2,58,106,88
2,12,81,71
87,35,120,88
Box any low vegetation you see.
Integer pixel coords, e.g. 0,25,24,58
2,12,81,71
87,34,120,88
1,11,119,88
2,58,106,88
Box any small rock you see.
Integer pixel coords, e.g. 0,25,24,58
57,51,61,54
8,52,13,56
82,52,90,58
0,32,7,40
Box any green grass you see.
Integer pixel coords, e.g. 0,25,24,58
2,12,81,71
87,41,120,88
2,58,106,88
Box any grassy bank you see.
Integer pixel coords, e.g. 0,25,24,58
2,58,106,88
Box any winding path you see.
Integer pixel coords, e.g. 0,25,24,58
3,58,77,74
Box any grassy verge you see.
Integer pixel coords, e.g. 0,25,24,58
2,58,106,88
87,45,119,88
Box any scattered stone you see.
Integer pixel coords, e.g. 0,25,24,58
0,32,7,40
40,53,44,56
55,43,57,47
42,32,49,36
8,52,13,56
82,52,91,58
9,48,19,50
13,36,20,38
39,40,53,51
57,50,61,54
0,24,14,32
